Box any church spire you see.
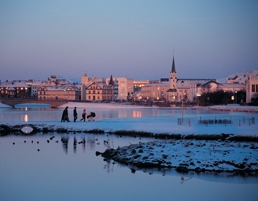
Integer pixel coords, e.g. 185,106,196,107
171,56,176,73
109,75,114,85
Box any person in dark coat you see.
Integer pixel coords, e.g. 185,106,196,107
80,109,86,122
73,107,78,122
61,106,70,122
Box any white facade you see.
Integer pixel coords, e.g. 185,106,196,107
246,75,258,103
110,77,134,100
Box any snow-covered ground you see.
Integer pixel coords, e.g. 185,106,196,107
99,139,258,172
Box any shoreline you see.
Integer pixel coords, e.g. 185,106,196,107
1,123,258,141
1,123,258,176
1,101,258,113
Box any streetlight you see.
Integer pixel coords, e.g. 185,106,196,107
181,99,184,122
231,95,234,104
235,91,238,104
196,93,201,106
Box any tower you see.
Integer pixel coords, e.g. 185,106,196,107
81,72,89,85
109,75,114,85
170,56,177,89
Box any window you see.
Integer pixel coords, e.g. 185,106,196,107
256,84,258,92
252,84,255,92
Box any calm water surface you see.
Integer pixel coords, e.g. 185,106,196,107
0,107,257,201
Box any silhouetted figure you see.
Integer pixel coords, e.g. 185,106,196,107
61,106,70,122
80,109,86,122
73,107,78,122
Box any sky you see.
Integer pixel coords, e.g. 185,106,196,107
0,0,258,81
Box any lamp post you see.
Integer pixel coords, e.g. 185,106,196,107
231,95,234,104
196,93,201,106
235,91,238,104
181,99,184,122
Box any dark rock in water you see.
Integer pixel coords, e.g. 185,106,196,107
102,149,116,158
95,151,102,156
176,165,189,173
37,149,40,152
131,168,136,173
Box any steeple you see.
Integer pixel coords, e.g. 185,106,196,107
171,56,176,73
109,75,114,85
169,56,177,89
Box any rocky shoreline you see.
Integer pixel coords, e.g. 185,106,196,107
97,140,258,176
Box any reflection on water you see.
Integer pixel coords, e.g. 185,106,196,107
87,135,96,150
133,110,142,118
0,133,257,201
61,137,69,154
24,114,28,122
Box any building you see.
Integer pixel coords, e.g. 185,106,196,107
38,85,80,100
116,77,134,100
246,75,258,103
133,80,150,91
85,82,113,101
0,80,31,99
199,80,245,94
27,80,42,98
103,76,134,101
140,83,169,101
140,57,214,102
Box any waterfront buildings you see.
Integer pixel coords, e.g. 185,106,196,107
139,57,215,102
0,59,257,103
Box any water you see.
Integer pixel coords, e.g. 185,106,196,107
0,107,258,201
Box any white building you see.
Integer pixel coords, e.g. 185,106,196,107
246,75,258,103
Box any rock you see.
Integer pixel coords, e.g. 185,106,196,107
176,166,189,173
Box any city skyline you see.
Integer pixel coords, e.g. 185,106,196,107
1,0,257,81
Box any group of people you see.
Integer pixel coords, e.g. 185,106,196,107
61,106,94,122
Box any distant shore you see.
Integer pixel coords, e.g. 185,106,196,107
1,101,257,112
